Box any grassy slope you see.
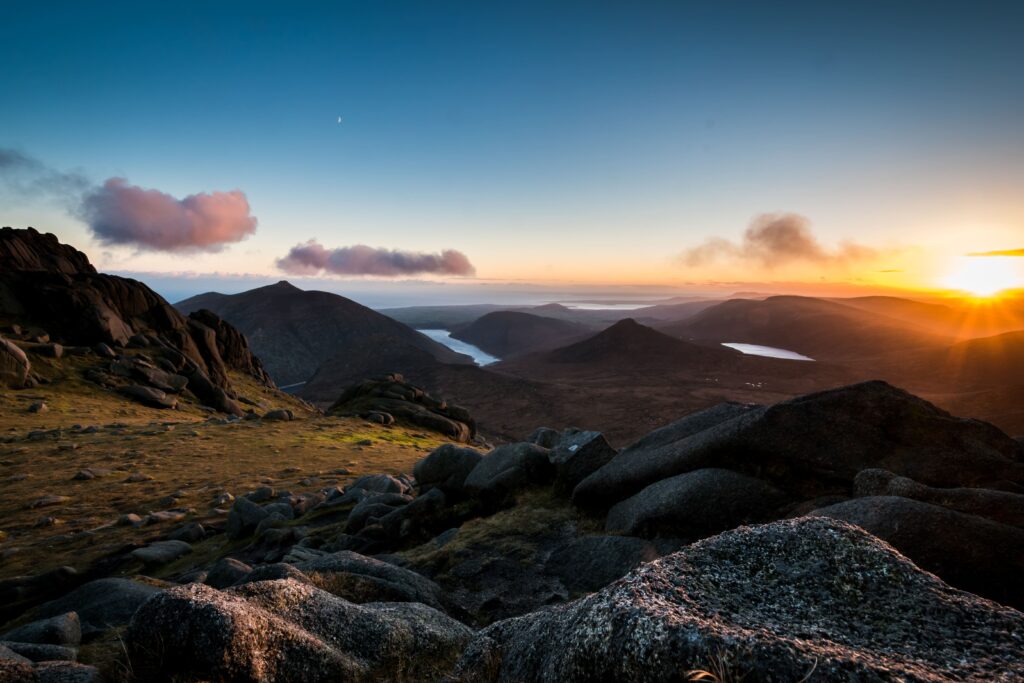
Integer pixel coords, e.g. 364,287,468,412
0,352,461,580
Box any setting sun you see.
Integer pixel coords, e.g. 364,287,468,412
942,257,1021,297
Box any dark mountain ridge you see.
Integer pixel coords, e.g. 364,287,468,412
450,310,594,358
176,281,472,386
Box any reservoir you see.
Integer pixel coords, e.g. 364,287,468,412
722,343,814,361
418,329,500,366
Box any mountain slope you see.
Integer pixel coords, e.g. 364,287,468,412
450,311,594,358
661,295,951,361
176,281,473,386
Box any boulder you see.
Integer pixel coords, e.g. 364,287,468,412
854,468,1024,527
413,444,482,498
464,442,554,504
605,468,790,539
225,496,269,540
448,517,1024,682
120,385,177,409
812,495,1024,609
574,382,1024,509
544,536,660,594
0,658,35,682
33,661,100,682
294,551,445,609
0,338,29,389
204,558,253,589
0,613,80,647
131,540,192,565
348,474,408,495
546,429,617,494
0,642,76,663
25,578,160,638
126,579,472,682
263,409,293,421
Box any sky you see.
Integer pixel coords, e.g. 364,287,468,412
1,1,1023,305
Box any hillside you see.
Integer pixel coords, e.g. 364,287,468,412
833,295,1024,339
176,281,473,386
661,295,952,361
450,311,594,358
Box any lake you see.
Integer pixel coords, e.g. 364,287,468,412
722,343,814,361
418,329,500,366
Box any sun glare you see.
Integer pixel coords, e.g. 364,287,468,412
942,257,1021,298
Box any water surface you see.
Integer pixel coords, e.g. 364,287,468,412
722,343,814,361
419,329,500,366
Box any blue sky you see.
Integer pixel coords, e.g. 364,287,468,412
1,1,1022,302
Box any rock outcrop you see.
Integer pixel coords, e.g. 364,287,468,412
127,579,473,682
449,517,1024,682
574,381,1024,509
328,374,476,442
0,227,273,407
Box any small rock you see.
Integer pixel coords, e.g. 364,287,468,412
131,540,192,565
28,401,48,414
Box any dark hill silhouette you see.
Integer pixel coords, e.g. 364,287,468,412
660,295,951,361
176,281,472,386
832,295,1024,339
541,318,740,367
450,311,594,358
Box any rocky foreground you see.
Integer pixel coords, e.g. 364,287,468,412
1,379,1023,681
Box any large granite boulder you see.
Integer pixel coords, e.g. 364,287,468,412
448,517,1024,682
126,579,472,682
23,578,161,638
464,442,554,504
545,429,617,494
605,468,789,539
414,444,482,499
812,495,1024,609
574,381,1024,509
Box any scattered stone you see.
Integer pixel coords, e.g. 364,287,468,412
27,401,47,414
226,496,269,540
1,612,81,647
246,486,276,503
24,578,161,638
117,513,144,527
125,472,153,483
27,495,69,509
212,492,234,507
349,474,407,495
131,540,193,565
263,409,293,421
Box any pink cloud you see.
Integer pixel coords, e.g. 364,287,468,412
277,240,476,277
80,178,257,251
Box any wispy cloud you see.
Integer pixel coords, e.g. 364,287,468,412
967,248,1024,257
680,213,876,268
79,178,257,252
0,148,90,206
277,240,476,277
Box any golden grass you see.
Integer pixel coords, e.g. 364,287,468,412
0,357,459,580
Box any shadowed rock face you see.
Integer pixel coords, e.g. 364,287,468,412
0,227,272,398
449,517,1024,683
574,380,1024,509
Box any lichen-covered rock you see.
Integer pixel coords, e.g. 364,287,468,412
812,495,1024,609
126,579,473,682
295,551,445,609
448,517,1024,682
